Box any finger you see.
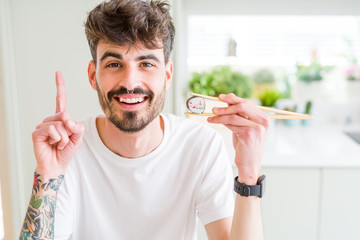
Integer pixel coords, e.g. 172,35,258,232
65,120,85,144
42,121,69,150
42,112,71,124
208,114,258,129
213,103,269,126
55,71,67,113
48,125,62,144
218,93,245,105
32,125,61,143
36,121,72,136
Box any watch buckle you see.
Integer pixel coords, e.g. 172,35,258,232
242,184,251,197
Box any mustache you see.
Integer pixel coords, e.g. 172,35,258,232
107,87,154,101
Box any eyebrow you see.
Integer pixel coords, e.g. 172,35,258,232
100,51,123,62
136,54,161,63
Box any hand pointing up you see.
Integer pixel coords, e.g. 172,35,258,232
32,71,84,179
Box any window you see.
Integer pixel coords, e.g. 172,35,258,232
188,16,360,67
187,15,360,103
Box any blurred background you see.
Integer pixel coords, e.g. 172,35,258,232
1,0,360,239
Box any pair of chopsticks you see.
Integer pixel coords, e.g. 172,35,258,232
185,93,313,120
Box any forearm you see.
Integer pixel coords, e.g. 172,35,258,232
230,172,264,240
20,172,64,240
230,194,263,240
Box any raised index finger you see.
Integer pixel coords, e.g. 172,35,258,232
55,71,67,113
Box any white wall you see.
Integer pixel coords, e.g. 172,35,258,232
9,1,104,236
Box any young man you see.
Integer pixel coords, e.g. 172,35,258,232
20,0,269,239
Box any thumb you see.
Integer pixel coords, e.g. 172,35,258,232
65,119,85,143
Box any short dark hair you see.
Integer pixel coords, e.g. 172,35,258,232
84,0,175,63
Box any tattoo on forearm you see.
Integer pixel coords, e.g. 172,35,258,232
20,173,64,240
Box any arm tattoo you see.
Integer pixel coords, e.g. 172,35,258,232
20,173,64,240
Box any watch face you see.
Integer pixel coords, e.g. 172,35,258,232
259,175,266,198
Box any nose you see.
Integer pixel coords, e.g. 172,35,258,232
120,64,141,91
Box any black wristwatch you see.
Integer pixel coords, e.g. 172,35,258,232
234,175,266,198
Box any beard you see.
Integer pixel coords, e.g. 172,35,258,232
96,79,166,133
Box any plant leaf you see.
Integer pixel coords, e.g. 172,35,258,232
30,196,35,207
34,199,43,209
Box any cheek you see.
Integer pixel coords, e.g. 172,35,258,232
96,73,117,93
147,72,167,92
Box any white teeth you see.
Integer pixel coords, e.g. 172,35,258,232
119,97,145,104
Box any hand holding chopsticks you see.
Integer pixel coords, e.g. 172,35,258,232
185,92,313,120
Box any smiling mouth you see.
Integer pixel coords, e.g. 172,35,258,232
114,96,148,105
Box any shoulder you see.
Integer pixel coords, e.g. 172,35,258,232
80,114,99,136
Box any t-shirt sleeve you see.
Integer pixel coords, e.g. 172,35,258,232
54,164,77,240
195,131,235,226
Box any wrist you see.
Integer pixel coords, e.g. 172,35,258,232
237,168,260,185
236,175,259,185
235,162,261,185
35,166,65,182
33,170,65,193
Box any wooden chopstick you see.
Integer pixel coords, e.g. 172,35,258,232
189,92,313,120
184,112,313,120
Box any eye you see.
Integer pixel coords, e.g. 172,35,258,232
141,62,155,68
107,62,121,68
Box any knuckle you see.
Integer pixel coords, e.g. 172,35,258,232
235,103,244,111
229,115,237,122
59,111,69,121
244,128,253,138
42,116,51,123
61,136,70,143
262,116,270,129
31,131,38,141
55,121,65,129
48,125,57,133
219,107,227,114
255,124,266,134
255,124,263,131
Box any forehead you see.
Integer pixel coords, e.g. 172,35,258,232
96,41,165,62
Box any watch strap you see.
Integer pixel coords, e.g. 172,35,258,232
234,176,262,197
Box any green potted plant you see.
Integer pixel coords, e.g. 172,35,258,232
252,68,276,97
295,59,333,83
188,66,253,98
301,100,312,126
293,52,333,102
256,88,281,125
257,88,282,107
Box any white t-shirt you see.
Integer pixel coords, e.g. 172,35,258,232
54,114,234,240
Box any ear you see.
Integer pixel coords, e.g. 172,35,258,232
165,60,173,90
88,60,97,90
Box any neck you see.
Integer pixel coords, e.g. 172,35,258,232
96,115,165,158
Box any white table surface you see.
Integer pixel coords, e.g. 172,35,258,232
215,120,360,168
262,123,360,168
187,115,360,168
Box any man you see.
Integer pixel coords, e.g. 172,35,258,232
20,0,269,239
